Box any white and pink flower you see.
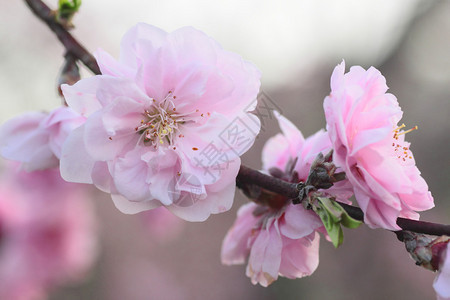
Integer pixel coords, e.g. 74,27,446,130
0,166,97,300
0,106,85,171
323,61,434,230
434,243,450,300
222,202,322,287
60,23,261,221
221,113,352,286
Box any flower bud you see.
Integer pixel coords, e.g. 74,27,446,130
402,231,450,271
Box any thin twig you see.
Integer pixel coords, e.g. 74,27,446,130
24,0,101,75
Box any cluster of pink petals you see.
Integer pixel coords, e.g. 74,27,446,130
323,61,434,230
0,106,85,171
222,202,322,287
434,244,450,300
60,23,261,222
221,113,352,286
0,166,97,300
262,112,353,203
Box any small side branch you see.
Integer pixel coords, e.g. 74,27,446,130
24,0,101,75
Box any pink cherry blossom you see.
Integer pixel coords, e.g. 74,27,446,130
262,112,353,203
60,23,261,221
323,61,434,230
0,166,97,300
434,244,450,300
221,113,352,286
0,106,85,171
222,202,322,287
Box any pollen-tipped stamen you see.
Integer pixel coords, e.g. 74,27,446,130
392,123,418,162
135,92,205,149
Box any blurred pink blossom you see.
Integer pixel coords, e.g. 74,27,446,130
0,166,97,300
323,61,434,230
0,106,85,171
104,259,186,300
60,23,261,222
434,244,450,300
140,207,184,243
222,113,352,286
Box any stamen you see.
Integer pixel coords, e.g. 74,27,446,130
393,123,418,140
391,123,418,162
397,125,418,136
134,92,199,149
394,123,406,132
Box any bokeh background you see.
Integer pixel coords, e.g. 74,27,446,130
1,0,449,299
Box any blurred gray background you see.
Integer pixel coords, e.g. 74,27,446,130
1,0,449,299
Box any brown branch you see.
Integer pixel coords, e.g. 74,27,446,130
237,165,450,237
237,165,299,199
24,0,101,75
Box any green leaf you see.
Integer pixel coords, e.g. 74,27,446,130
340,210,362,229
317,197,362,229
57,0,82,25
313,203,344,248
313,197,362,248
317,197,342,222
58,0,82,12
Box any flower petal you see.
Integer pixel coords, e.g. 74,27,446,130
281,205,322,239
111,193,161,214
221,203,258,265
60,125,95,184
